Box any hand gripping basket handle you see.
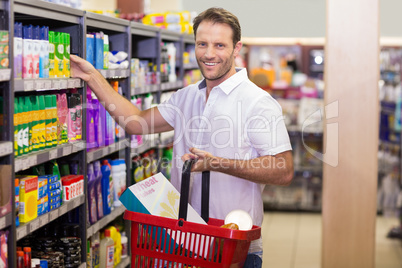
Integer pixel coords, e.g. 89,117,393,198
178,159,210,223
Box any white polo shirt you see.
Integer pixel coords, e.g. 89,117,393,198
158,68,292,255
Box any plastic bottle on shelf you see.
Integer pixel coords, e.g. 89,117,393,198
14,22,23,79
94,160,104,219
87,163,98,224
16,251,24,268
15,179,19,227
22,24,33,79
121,232,128,258
100,229,114,268
101,159,113,215
32,25,40,79
23,247,32,268
167,42,177,82
91,231,100,268
110,159,122,207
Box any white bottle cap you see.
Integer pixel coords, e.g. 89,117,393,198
224,209,253,231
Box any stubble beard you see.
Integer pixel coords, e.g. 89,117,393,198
197,51,235,82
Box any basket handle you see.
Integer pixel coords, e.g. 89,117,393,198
178,159,210,223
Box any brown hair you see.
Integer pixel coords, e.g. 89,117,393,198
193,7,241,47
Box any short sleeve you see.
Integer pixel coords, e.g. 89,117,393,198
245,95,292,156
157,90,182,128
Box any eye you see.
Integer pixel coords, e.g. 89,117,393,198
197,42,206,47
217,44,224,48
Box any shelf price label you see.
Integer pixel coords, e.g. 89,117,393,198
0,69,10,81
52,80,61,89
67,79,75,88
0,217,5,230
87,153,93,163
39,215,49,226
43,80,52,89
63,146,72,156
24,80,34,91
59,205,68,216
74,79,81,88
29,155,37,167
60,79,68,89
30,218,40,232
109,70,116,78
17,226,27,240
93,222,100,234
49,149,58,160
74,197,82,207
50,210,58,221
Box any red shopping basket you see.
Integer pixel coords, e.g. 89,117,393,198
124,160,261,268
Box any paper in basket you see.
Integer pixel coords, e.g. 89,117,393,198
120,172,209,256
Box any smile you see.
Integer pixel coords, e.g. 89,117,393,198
204,62,218,66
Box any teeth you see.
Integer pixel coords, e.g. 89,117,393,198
205,62,217,66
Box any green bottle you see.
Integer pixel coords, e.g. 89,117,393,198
14,98,19,157
48,31,55,78
51,95,58,147
45,95,53,148
38,95,46,149
30,95,40,152
64,33,70,77
17,97,24,156
23,96,32,154
54,32,64,77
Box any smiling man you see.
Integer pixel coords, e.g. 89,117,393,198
70,7,293,267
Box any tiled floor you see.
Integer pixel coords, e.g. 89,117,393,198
262,212,402,268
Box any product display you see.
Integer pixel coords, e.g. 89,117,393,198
1,3,203,267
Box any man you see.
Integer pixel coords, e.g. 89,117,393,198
71,7,293,267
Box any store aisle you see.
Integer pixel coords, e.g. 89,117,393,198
261,212,402,268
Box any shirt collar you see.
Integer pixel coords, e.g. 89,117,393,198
198,68,248,95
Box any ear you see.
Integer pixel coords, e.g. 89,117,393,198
234,41,243,57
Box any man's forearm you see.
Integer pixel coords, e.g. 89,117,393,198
208,151,294,185
87,70,146,135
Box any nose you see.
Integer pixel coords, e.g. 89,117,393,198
204,46,215,59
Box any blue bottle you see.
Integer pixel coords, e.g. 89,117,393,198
101,160,113,215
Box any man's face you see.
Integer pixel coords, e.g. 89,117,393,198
195,21,242,86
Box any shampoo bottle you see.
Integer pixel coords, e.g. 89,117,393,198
99,229,114,268
14,22,22,78
22,25,33,79
94,161,104,219
32,25,40,79
101,159,113,215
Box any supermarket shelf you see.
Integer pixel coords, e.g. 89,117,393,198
160,81,183,91
14,0,84,23
0,213,12,230
132,84,160,95
86,205,126,239
116,257,131,268
99,69,130,79
85,11,130,32
160,29,182,42
14,78,83,92
15,141,86,172
131,140,158,157
16,195,85,241
0,69,11,82
87,138,130,163
183,34,195,43
131,21,159,37
0,142,13,157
